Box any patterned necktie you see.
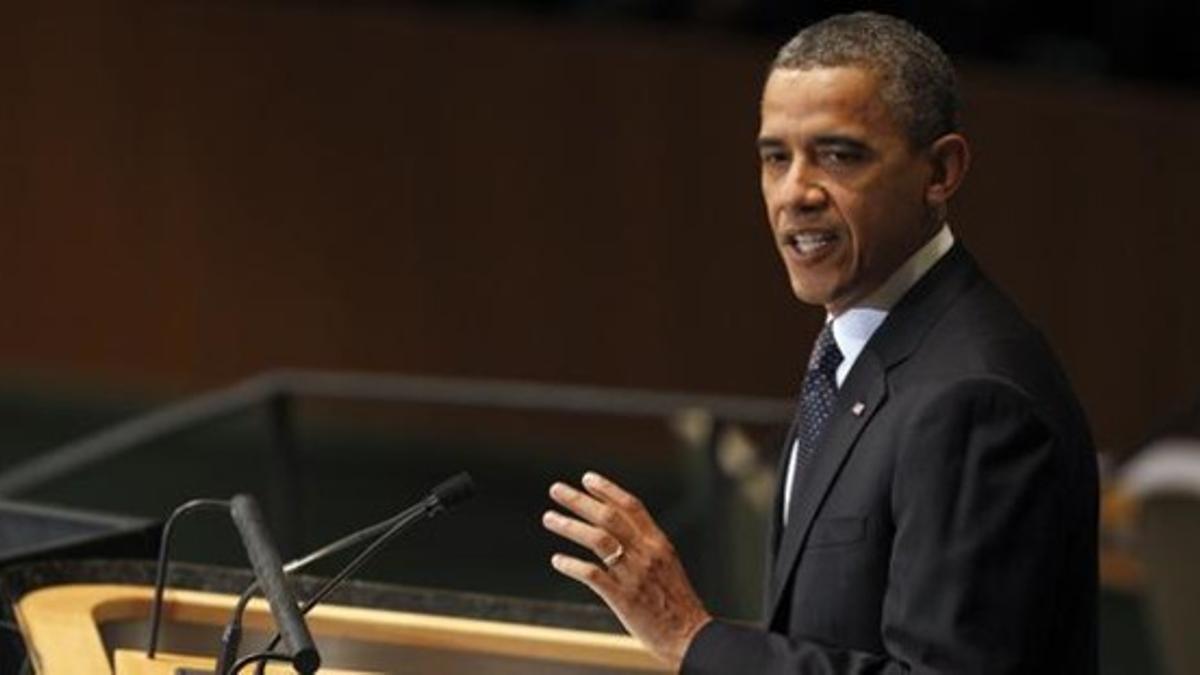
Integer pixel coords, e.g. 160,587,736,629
785,322,844,520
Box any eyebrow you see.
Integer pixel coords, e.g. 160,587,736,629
755,137,786,151
754,134,873,152
811,134,871,150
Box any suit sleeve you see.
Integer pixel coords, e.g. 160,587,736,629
681,379,1078,674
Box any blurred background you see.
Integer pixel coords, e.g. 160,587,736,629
0,0,1197,673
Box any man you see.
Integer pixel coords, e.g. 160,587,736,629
542,12,1098,674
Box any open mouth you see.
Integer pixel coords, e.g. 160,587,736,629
788,230,839,258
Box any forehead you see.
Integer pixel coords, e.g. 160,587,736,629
759,66,902,140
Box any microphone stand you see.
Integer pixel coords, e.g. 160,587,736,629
245,473,474,675
227,495,320,674
146,494,322,675
247,505,432,673
213,502,424,675
214,472,473,674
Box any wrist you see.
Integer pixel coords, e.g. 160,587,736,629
668,611,713,670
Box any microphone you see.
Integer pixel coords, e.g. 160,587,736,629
427,471,475,514
215,472,475,674
228,495,320,675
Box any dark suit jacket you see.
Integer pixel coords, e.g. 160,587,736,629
682,244,1098,674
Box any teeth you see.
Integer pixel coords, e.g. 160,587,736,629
791,232,836,254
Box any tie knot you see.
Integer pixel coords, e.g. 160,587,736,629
808,323,844,378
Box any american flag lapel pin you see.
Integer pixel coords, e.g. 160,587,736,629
851,401,866,416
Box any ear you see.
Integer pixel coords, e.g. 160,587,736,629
925,133,970,209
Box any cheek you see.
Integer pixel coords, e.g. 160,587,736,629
843,178,924,247
763,197,788,230
761,187,776,213
761,181,781,215
827,192,872,247
840,204,893,265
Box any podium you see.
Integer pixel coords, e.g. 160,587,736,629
7,562,666,674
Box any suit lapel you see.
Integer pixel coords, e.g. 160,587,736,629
767,354,886,620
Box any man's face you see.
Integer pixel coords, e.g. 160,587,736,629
757,66,937,314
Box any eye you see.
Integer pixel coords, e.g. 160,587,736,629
759,148,790,168
816,147,865,166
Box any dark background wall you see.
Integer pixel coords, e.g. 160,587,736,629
0,0,1197,457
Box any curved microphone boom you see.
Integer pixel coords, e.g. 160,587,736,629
146,498,231,658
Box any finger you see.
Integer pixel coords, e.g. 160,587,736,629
581,472,657,532
542,510,624,561
548,482,636,539
550,553,617,597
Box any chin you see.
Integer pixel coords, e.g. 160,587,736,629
788,281,833,308
783,257,850,308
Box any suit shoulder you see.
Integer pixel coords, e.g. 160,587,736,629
895,280,1091,447
912,279,1062,384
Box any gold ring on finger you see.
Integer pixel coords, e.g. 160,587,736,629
602,543,625,567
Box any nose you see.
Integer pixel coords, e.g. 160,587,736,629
781,160,829,214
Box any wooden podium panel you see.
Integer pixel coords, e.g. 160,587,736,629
112,650,372,674
16,584,668,674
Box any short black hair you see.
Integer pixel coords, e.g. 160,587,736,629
772,12,961,147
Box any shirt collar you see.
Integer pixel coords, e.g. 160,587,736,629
828,224,955,386
853,223,956,312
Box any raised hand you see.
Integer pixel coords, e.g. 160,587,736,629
543,471,712,669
